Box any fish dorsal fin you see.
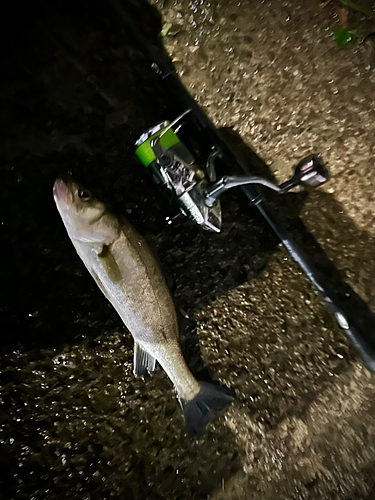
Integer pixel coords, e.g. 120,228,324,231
133,343,156,377
97,244,122,283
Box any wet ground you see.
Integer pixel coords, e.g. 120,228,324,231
1,0,375,498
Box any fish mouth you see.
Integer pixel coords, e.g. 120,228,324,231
53,177,71,204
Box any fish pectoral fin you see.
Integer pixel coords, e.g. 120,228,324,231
91,269,111,302
97,244,122,283
133,343,156,377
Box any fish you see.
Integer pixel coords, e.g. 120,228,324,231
53,178,234,437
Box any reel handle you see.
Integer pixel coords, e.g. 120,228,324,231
279,155,329,193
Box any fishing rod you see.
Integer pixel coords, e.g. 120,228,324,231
109,0,375,373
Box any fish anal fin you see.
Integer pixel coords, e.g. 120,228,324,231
134,343,156,378
98,244,122,283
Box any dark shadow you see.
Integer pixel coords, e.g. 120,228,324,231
0,0,284,357
0,3,245,500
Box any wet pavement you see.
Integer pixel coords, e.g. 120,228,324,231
1,0,375,499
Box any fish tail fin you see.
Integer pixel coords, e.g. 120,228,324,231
179,382,234,438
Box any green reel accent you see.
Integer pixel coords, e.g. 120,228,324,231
135,127,180,167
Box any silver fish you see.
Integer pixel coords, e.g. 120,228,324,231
53,178,233,437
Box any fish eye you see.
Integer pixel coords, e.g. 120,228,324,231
78,189,92,201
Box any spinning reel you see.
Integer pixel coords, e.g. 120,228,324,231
135,110,329,232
